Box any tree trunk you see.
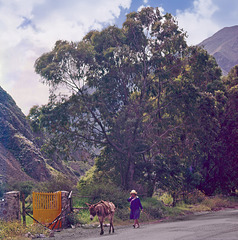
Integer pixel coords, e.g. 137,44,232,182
125,158,135,189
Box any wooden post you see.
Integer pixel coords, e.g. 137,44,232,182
22,192,26,227
69,191,73,212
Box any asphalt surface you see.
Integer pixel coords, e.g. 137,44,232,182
50,209,238,240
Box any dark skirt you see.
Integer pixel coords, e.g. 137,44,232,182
130,209,140,219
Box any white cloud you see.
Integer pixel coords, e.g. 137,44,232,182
138,5,146,12
176,0,219,45
0,0,132,114
143,0,148,3
176,0,238,46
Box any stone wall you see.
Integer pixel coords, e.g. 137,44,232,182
0,191,20,221
60,191,72,228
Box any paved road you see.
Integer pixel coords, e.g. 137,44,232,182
51,209,238,240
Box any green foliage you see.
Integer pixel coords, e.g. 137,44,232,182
33,5,237,197
157,192,174,206
141,198,165,219
67,212,81,225
114,207,130,222
182,189,206,204
38,173,74,192
7,181,35,198
78,180,128,209
0,220,48,239
201,196,230,210
0,181,6,198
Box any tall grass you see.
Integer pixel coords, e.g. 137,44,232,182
0,220,48,239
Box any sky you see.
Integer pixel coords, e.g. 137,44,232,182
0,0,237,115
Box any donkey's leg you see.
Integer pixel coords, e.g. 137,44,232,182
109,215,112,234
98,216,104,235
100,222,104,235
109,213,115,233
112,213,115,233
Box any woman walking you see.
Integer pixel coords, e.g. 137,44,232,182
127,190,143,228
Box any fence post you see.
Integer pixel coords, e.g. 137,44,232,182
21,192,26,227
60,191,71,228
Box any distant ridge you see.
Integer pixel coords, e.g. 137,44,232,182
198,25,238,75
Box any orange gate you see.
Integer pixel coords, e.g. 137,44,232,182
33,192,62,229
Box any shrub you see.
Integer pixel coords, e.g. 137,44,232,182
7,181,35,198
38,173,74,192
76,209,94,224
77,181,128,209
67,212,81,225
115,207,130,222
201,196,230,210
157,192,173,206
141,197,165,219
183,189,206,204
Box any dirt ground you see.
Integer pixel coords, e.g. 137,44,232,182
45,224,132,240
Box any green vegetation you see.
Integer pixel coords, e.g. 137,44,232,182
37,173,73,193
8,181,35,198
28,6,238,199
0,220,48,240
0,182,6,198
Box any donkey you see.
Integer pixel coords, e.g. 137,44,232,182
86,200,115,235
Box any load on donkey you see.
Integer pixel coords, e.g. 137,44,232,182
86,200,116,235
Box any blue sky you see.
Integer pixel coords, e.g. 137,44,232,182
0,0,237,114
126,0,194,16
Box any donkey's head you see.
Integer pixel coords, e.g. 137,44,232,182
86,203,97,221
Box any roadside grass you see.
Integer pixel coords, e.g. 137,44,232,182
70,197,102,226
0,220,49,240
21,214,33,225
165,195,238,220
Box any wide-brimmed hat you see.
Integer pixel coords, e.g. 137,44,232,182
130,190,137,195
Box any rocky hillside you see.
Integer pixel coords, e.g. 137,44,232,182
199,25,238,75
0,86,51,182
0,86,93,184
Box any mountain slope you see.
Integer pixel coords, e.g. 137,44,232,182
0,86,50,182
198,25,238,75
0,86,94,184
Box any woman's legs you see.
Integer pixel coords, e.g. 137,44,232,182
131,210,140,228
133,219,139,228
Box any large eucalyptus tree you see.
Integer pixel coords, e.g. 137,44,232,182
33,7,222,193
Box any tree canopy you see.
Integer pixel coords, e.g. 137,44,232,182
31,7,236,198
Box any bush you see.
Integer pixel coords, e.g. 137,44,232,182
115,207,130,222
157,192,173,206
67,212,81,225
38,173,74,192
141,197,165,219
201,196,230,210
7,181,36,198
77,181,128,209
183,189,206,204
